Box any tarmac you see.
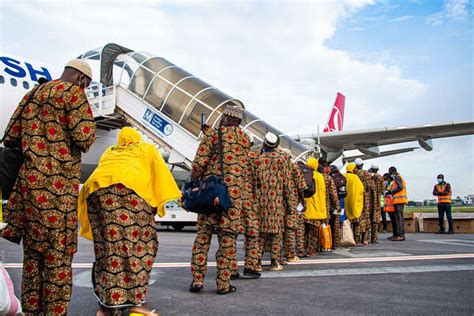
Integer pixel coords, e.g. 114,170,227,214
1,229,473,316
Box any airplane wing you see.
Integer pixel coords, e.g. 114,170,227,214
293,120,474,158
342,147,418,163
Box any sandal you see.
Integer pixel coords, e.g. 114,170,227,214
189,282,203,293
217,284,237,295
129,309,159,316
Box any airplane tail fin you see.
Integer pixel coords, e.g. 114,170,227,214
323,92,345,133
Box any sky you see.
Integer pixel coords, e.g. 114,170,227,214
0,0,472,201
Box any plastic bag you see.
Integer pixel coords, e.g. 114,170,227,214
0,264,22,316
319,223,332,251
340,219,355,247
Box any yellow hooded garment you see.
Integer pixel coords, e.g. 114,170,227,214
344,163,364,220
304,158,327,220
78,127,182,240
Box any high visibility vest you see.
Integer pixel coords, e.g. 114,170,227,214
384,195,395,212
436,184,452,204
390,175,408,205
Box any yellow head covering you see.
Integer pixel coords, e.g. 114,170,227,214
344,163,364,220
346,163,356,173
304,158,327,220
118,126,141,145
78,127,182,240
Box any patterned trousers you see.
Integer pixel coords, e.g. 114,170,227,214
87,185,158,307
351,219,361,244
283,228,297,259
22,242,73,315
258,232,282,261
244,234,259,271
329,214,342,248
296,214,305,255
191,226,236,291
304,221,321,255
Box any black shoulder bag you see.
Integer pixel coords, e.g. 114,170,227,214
182,127,233,214
0,87,39,200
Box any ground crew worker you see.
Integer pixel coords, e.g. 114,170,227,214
0,59,97,315
386,166,408,241
304,158,328,256
368,164,384,243
433,174,454,234
255,132,290,271
328,165,347,248
354,158,375,245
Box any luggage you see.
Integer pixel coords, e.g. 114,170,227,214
0,147,23,201
182,127,232,214
332,172,347,199
297,162,316,198
340,219,356,246
319,223,332,251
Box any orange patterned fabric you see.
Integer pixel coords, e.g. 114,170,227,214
87,185,157,307
1,79,96,315
252,149,291,234
191,125,251,233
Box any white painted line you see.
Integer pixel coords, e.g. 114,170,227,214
2,253,474,269
261,264,474,278
419,239,474,248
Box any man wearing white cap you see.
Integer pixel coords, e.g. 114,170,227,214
368,164,384,243
1,59,96,315
253,132,291,271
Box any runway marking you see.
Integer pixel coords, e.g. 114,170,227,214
261,264,474,278
419,239,474,248
3,253,474,269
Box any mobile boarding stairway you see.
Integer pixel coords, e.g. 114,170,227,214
79,44,313,229
80,43,313,171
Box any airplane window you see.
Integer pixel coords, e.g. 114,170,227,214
10,78,17,87
0,75,4,84
23,81,30,89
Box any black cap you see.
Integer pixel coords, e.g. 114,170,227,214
437,174,444,179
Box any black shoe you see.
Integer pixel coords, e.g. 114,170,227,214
217,284,237,295
243,268,261,279
189,282,203,293
435,231,445,234
447,230,454,234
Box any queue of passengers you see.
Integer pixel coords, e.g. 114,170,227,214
186,104,409,296
0,59,408,315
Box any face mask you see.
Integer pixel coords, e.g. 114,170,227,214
437,179,443,184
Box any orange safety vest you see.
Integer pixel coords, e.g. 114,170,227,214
384,195,395,212
390,175,408,205
436,184,452,204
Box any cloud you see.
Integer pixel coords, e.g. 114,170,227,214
427,0,471,25
390,15,415,22
2,0,470,200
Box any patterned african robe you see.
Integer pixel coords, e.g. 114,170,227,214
285,161,307,229
371,173,385,222
324,174,341,217
356,169,375,227
252,149,290,234
191,125,251,233
1,79,96,253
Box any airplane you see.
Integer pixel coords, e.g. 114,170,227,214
1,54,474,170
